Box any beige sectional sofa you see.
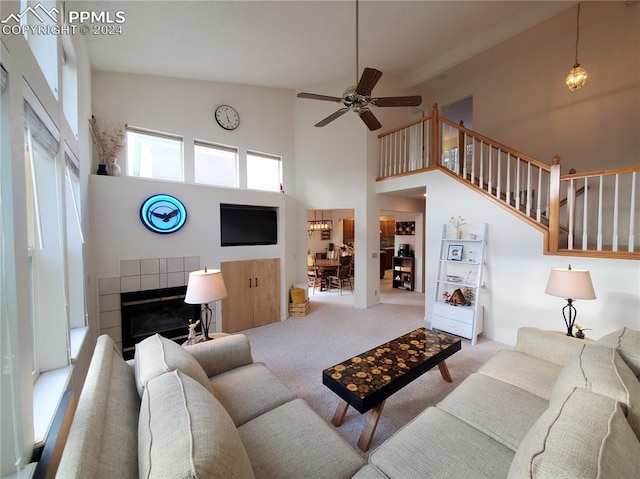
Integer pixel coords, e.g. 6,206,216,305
57,327,640,478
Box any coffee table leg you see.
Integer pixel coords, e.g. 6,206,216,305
438,360,453,382
331,400,350,427
357,400,385,452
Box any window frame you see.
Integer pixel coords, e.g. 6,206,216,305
246,150,282,193
125,125,184,182
193,139,239,188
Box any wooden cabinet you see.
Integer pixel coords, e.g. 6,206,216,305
431,223,486,345
380,220,395,238
392,256,414,291
343,218,355,243
221,258,280,333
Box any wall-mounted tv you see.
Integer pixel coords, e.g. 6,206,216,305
220,203,278,246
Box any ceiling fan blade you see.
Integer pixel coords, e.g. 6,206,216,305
297,92,343,103
372,96,423,107
358,109,382,131
315,108,350,127
355,68,382,97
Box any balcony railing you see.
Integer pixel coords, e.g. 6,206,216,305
377,104,639,259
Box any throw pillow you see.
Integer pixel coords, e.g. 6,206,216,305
508,389,640,479
139,370,255,479
290,287,306,304
134,333,210,397
550,344,640,440
597,327,640,378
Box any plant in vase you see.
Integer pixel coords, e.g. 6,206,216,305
449,216,466,239
89,115,124,176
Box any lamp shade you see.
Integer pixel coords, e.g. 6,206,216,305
185,269,227,304
545,267,596,300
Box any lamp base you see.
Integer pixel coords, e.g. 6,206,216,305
562,299,577,337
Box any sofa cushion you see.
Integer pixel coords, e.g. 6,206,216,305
597,327,640,378
238,398,365,479
508,388,640,479
185,334,254,377
550,343,640,439
57,335,139,479
477,349,562,400
369,407,514,478
437,373,549,451
134,333,210,397
209,362,297,427
139,370,255,479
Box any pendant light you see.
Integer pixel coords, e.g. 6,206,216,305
565,3,588,91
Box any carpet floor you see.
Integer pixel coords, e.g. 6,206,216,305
242,276,507,456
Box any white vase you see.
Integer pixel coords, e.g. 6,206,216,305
106,162,121,176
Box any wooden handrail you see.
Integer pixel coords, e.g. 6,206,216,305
439,117,552,172
377,114,433,139
560,164,640,180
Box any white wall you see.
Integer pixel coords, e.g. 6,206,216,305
420,1,639,172
380,170,640,346
90,72,296,319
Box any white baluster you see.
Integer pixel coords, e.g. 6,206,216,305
506,153,511,206
597,176,603,251
496,149,502,203
629,171,636,252
515,158,521,211
536,166,542,222
526,162,532,217
612,174,619,252
582,177,589,250
568,178,575,250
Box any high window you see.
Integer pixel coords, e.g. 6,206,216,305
126,126,183,181
247,151,282,192
194,140,238,187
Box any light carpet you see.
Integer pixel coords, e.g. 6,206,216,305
242,278,507,457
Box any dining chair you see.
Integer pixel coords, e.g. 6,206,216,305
307,263,323,294
328,256,353,294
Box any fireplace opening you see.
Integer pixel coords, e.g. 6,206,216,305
121,286,199,359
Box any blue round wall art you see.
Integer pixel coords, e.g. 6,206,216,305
140,194,187,234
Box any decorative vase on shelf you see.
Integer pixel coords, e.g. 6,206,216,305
96,164,108,175
106,162,121,176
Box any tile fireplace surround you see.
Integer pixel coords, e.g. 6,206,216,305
98,256,202,353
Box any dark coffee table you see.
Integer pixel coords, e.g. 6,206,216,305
322,327,461,451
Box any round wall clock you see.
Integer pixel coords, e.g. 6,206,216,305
215,105,240,130
140,194,187,234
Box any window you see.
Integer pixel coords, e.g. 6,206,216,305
23,0,59,98
24,97,69,374
194,141,238,187
247,151,282,192
126,127,183,181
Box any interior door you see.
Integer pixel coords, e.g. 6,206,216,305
221,260,254,332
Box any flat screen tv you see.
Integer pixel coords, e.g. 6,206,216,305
220,203,278,246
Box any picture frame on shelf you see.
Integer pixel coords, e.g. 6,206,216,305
447,244,463,261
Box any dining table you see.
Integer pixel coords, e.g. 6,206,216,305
314,258,340,291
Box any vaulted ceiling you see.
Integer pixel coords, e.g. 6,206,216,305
74,1,574,91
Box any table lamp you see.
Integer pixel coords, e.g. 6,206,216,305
185,268,227,341
544,265,596,336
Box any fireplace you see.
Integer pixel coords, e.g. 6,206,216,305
120,286,199,359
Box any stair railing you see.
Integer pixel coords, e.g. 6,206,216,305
377,104,639,258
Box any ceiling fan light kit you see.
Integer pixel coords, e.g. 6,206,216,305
297,0,422,131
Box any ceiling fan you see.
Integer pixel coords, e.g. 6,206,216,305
297,0,422,131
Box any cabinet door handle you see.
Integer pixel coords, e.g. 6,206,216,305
249,278,252,288
255,277,259,287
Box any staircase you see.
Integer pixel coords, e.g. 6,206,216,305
377,104,639,260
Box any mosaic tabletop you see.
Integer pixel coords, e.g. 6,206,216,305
322,328,461,413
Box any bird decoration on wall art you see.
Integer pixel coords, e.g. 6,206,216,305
151,209,179,222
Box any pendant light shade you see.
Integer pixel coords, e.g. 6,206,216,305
565,3,588,91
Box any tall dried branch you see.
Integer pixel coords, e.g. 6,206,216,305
89,115,125,165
